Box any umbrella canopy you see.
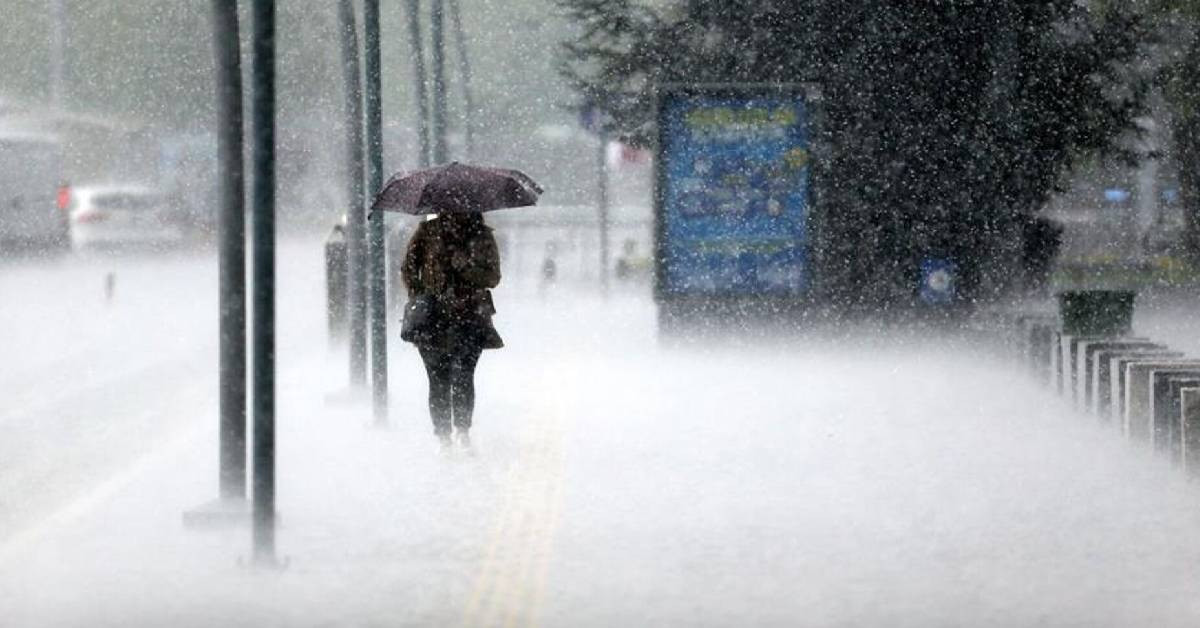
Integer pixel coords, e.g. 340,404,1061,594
370,162,544,216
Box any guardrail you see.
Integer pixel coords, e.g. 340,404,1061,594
994,291,1200,476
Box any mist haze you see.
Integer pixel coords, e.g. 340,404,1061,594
4,1,1200,626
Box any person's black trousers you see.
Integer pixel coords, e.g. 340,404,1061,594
418,343,483,436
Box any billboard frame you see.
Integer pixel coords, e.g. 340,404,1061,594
653,82,826,325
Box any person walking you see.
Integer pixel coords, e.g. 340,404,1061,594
371,162,540,450
401,211,503,451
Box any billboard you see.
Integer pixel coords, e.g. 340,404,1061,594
656,86,812,297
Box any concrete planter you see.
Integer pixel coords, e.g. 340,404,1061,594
1057,290,1135,338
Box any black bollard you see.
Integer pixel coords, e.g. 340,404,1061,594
325,224,348,342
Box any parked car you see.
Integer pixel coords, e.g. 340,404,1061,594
0,131,70,254
68,185,184,251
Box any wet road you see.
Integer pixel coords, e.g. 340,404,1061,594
4,240,1200,626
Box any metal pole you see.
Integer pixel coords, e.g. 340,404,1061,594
250,0,277,565
447,0,475,160
364,0,388,425
49,0,65,109
598,133,610,293
212,0,247,502
405,0,431,168
338,0,368,388
430,0,448,164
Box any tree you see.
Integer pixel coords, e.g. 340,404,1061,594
1150,1,1200,266
560,0,1152,310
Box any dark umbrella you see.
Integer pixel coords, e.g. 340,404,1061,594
370,161,543,216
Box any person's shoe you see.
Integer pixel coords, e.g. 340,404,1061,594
436,431,453,454
455,430,473,454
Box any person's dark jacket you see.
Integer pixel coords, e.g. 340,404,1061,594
401,217,503,349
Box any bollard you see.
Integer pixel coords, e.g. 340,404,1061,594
1063,335,1110,407
1156,374,1200,462
1058,333,1098,397
1122,360,1200,441
1017,313,1054,370
325,224,348,342
1181,388,1200,476
1074,338,1151,410
1135,364,1200,448
1085,343,1160,414
1052,331,1065,393
1030,322,1056,384
1106,351,1183,426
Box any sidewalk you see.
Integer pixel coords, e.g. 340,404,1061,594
6,292,1200,626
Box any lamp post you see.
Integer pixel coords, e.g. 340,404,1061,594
212,0,247,503
249,0,278,566
182,0,250,531
364,0,388,424
338,0,368,388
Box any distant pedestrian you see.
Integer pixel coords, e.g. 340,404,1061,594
540,240,558,296
401,212,503,451
104,271,116,304
614,238,638,281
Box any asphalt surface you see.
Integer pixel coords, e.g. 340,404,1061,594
5,240,1200,626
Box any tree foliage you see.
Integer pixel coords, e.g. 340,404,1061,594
1146,1,1200,264
559,0,1152,308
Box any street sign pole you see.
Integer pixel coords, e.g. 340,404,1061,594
364,0,388,425
598,132,610,294
213,0,247,502
581,105,611,294
338,0,368,388
250,0,277,566
182,0,251,530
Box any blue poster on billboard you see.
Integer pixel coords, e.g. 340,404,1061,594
658,89,811,296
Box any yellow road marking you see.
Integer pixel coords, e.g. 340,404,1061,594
461,368,572,628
